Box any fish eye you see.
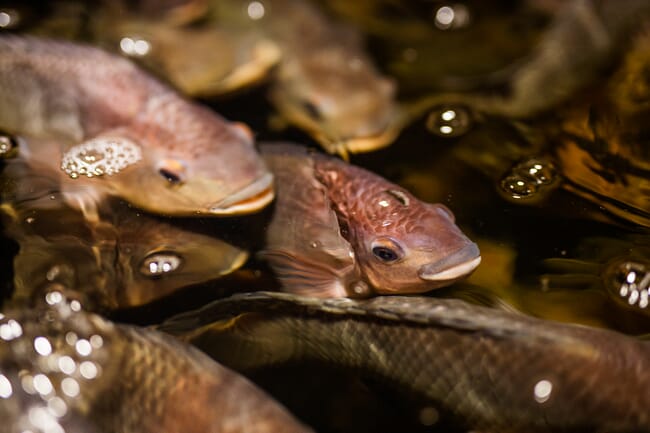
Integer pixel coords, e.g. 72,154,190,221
159,168,183,184
301,100,322,120
371,238,404,263
0,131,19,159
157,159,187,185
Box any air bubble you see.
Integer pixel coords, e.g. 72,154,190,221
433,3,471,30
426,106,472,138
499,157,559,201
605,260,650,313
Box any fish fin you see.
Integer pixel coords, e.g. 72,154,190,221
258,249,349,298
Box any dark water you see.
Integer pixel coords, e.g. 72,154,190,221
2,1,650,432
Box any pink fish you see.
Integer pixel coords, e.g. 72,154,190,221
0,35,273,217
260,143,481,297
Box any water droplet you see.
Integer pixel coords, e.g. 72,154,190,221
500,174,538,198
45,291,63,306
533,379,552,403
140,252,182,277
0,374,12,398
433,3,471,30
499,157,559,201
32,374,53,396
34,336,52,356
426,106,472,137
61,377,80,398
605,260,650,313
58,356,76,375
75,339,92,357
119,36,151,57
0,8,20,29
79,361,98,379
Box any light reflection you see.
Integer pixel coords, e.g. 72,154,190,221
34,337,53,356
33,374,53,396
79,361,98,379
65,332,78,346
75,339,92,357
0,373,12,398
90,334,103,349
47,396,68,418
61,377,80,398
21,374,36,394
533,379,552,403
247,1,265,20
70,300,82,312
426,106,472,138
119,36,151,57
434,4,470,30
0,319,23,341
58,356,76,375
45,291,63,306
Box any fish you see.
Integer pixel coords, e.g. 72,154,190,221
0,35,274,217
213,0,404,156
0,290,313,433
161,290,650,433
90,2,282,97
1,137,249,311
258,143,480,297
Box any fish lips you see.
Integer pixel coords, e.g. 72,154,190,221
209,172,275,215
418,243,482,284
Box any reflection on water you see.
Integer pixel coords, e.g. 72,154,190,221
1,0,650,432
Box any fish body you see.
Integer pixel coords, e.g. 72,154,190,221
1,137,249,311
0,35,274,217
162,291,650,433
0,291,312,433
259,143,480,297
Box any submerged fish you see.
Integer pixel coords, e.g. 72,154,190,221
161,291,650,433
91,2,281,97
0,35,274,217
1,138,249,311
214,0,404,156
259,143,480,297
0,290,312,433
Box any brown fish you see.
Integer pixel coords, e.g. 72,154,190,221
1,133,248,311
0,290,312,433
259,143,480,297
0,35,274,217
213,0,404,156
161,290,650,433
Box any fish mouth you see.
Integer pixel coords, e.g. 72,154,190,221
418,243,482,282
209,172,274,215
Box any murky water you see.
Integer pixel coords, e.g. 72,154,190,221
1,1,650,432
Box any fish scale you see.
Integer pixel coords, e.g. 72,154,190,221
161,292,650,432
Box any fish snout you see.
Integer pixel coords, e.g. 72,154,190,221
418,242,481,283
209,172,275,215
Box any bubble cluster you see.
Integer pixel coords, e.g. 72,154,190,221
140,251,183,277
425,106,472,137
606,260,650,310
61,137,142,179
119,36,152,57
0,291,108,433
499,157,559,201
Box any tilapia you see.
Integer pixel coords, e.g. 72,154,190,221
213,0,404,156
0,290,312,433
90,2,281,97
1,134,249,311
0,35,274,217
161,291,650,433
259,143,480,297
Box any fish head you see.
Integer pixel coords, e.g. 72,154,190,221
272,49,402,155
352,188,481,294
60,100,275,216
